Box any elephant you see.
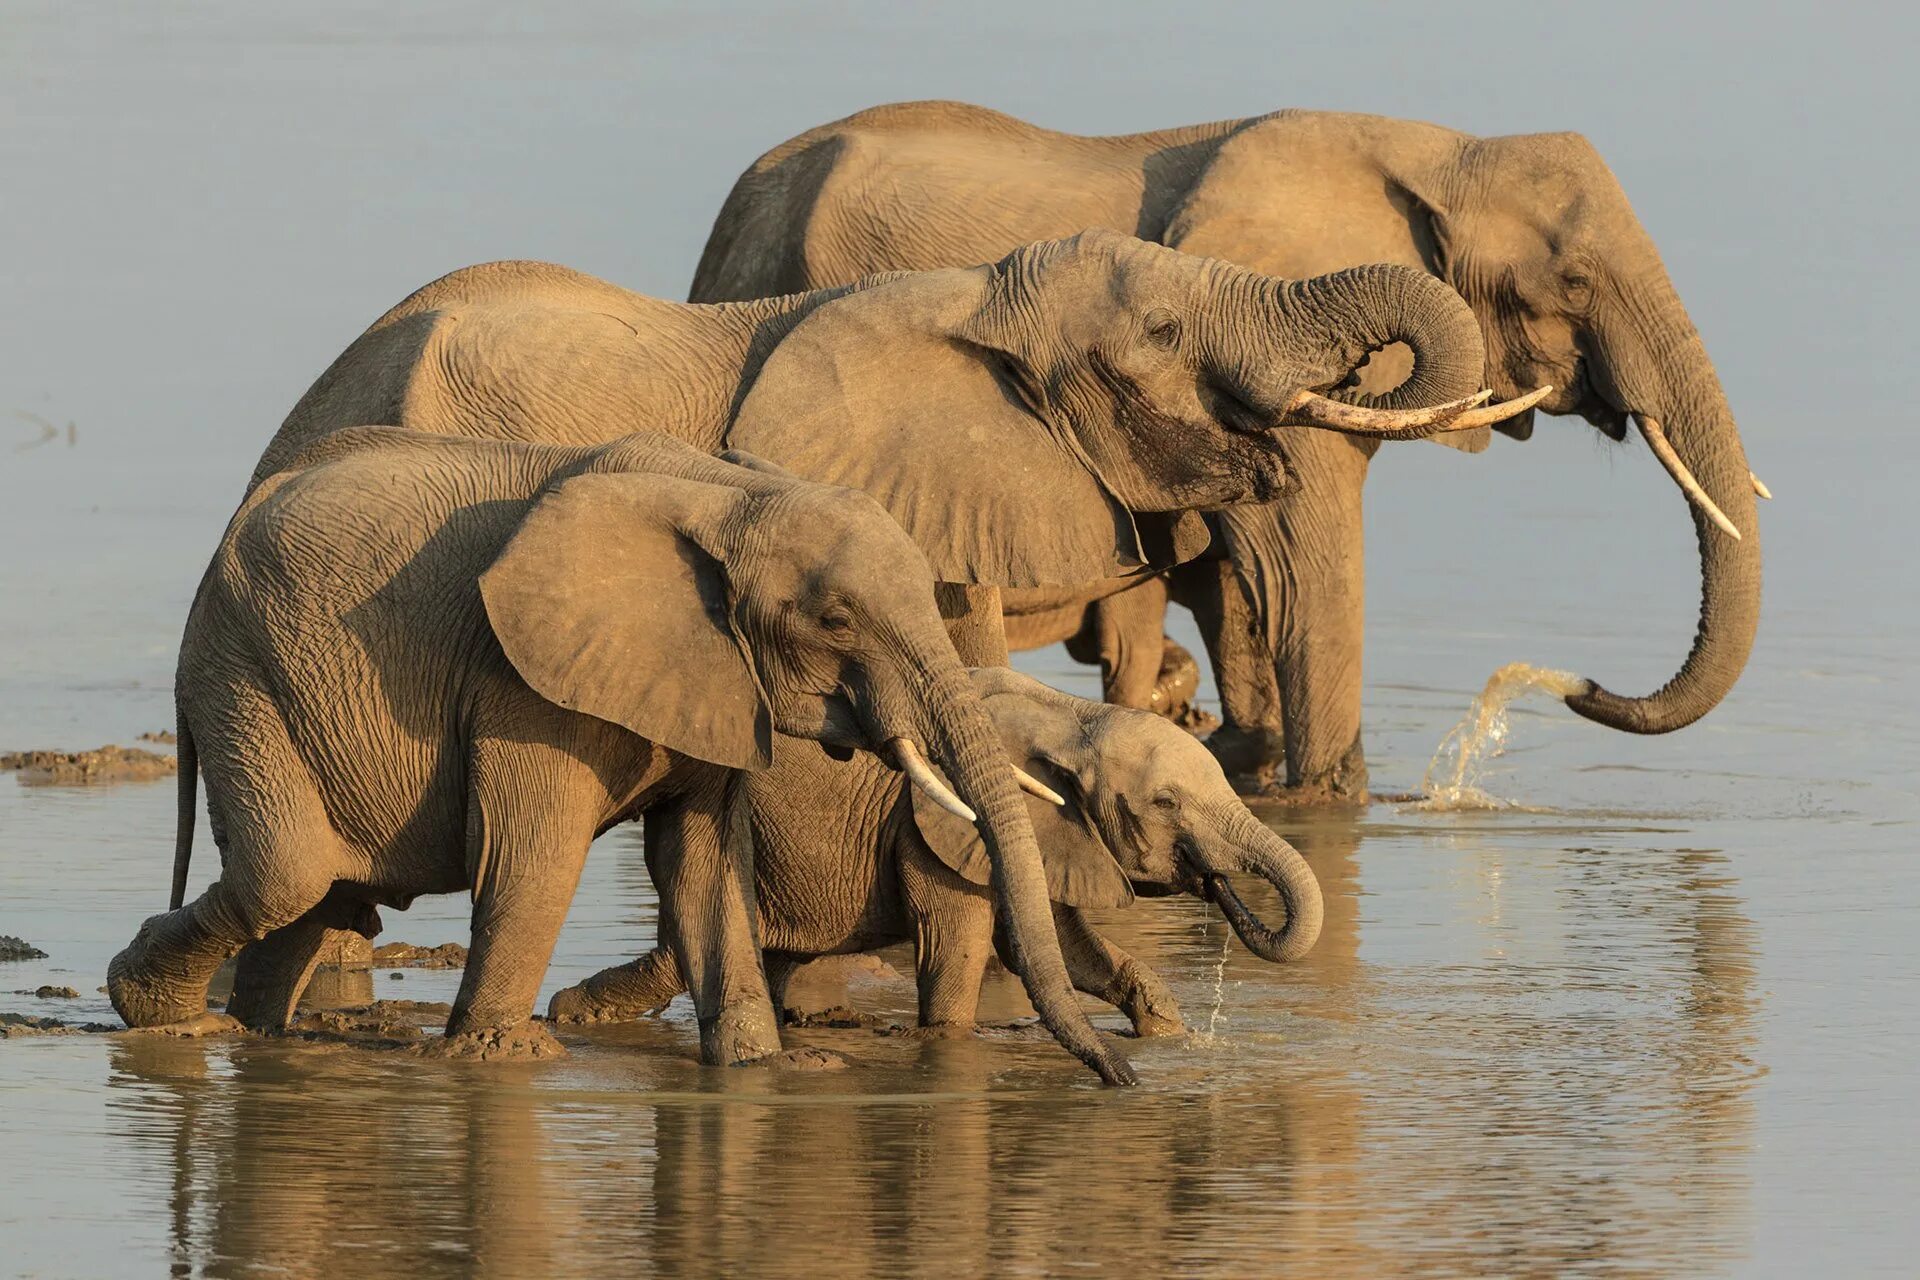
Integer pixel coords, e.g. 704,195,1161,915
689,102,1765,801
546,667,1323,1035
108,426,1139,1082
245,228,1534,1064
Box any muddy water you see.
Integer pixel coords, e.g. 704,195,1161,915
3,4,1917,1277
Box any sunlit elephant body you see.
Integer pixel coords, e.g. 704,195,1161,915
692,102,1764,800
550,668,1322,1034
111,429,1142,1078
255,230,1513,1075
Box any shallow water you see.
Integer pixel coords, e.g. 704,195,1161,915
3,4,1916,1277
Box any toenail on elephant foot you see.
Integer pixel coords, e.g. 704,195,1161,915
423,1020,567,1061
700,1001,783,1065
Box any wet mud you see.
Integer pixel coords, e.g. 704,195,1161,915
371,941,469,969
1,744,177,786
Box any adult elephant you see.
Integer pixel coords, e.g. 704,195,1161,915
691,103,1765,801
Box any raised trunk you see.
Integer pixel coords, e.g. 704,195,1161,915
1565,322,1761,733
916,658,1135,1085
1200,804,1325,961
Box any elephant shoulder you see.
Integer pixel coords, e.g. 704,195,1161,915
366,260,643,332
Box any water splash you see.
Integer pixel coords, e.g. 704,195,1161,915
1419,662,1585,811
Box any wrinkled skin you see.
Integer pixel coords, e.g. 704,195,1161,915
254,227,1502,1074
109,429,1134,1082
691,103,1763,801
548,669,1322,1035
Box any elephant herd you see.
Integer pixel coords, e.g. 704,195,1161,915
106,102,1761,1085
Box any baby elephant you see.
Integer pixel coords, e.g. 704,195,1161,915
109,427,1131,1082
550,668,1323,1034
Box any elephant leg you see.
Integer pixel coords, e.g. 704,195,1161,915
441,747,602,1057
1069,577,1171,712
1170,556,1287,789
547,946,684,1023
109,687,346,1030
227,889,381,1031
1265,436,1371,802
1051,905,1184,1037
647,773,782,1066
899,843,994,1033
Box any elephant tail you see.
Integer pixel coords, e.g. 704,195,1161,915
168,716,196,911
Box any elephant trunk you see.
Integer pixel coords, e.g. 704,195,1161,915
913,660,1136,1085
1205,263,1489,422
1196,803,1324,962
1564,321,1761,734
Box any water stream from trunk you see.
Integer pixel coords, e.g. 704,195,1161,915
1418,663,1586,811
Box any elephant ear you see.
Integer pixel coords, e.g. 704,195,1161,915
480,471,773,770
1163,115,1492,453
910,755,1135,911
725,270,1180,588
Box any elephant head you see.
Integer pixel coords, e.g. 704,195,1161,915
474,433,1130,1082
1177,121,1761,733
1437,133,1760,733
911,668,1322,962
727,228,1538,589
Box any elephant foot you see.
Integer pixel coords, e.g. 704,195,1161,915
753,1046,851,1072
123,1011,245,1039
699,999,783,1066
422,1019,567,1061
546,980,668,1025
1147,638,1205,723
1205,726,1287,794
547,952,681,1024
1108,959,1185,1037
108,920,217,1029
1240,779,1369,810
901,1022,974,1041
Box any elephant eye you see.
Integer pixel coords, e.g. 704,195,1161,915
1143,308,1181,350
1561,271,1595,309
819,605,855,634
1152,791,1179,811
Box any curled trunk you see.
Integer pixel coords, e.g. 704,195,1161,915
1565,325,1761,733
1200,804,1324,962
1207,263,1489,418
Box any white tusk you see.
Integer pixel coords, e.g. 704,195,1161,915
891,737,976,824
1012,763,1066,806
1635,414,1741,541
1441,384,1554,430
1280,387,1489,437
1751,471,1772,500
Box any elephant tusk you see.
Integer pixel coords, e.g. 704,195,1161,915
1751,471,1772,500
1434,384,1554,431
1635,414,1741,541
1011,763,1066,806
1280,387,1488,437
891,737,977,824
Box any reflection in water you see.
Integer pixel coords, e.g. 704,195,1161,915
90,813,1759,1279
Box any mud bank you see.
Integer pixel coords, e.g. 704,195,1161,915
372,941,468,969
1,745,176,786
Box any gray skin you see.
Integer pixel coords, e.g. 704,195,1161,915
248,228,1520,1073
108,428,1137,1082
547,668,1323,1035
691,103,1764,801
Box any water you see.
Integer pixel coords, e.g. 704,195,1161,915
1419,663,1586,811
2,4,1916,1277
